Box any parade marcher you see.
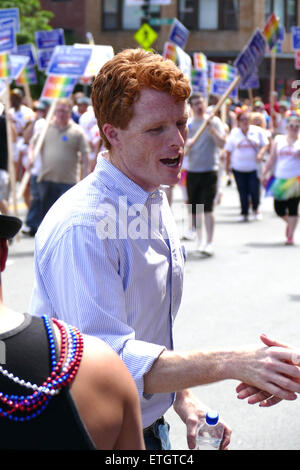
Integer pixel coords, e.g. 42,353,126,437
32,98,90,220
30,48,300,451
8,88,35,182
0,213,144,450
261,113,300,245
184,92,226,255
0,103,17,216
22,100,51,236
274,100,289,136
225,110,269,221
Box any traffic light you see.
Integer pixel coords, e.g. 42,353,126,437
141,0,151,25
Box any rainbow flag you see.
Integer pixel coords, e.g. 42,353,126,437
212,63,236,81
163,42,177,63
263,13,280,50
16,66,37,86
193,53,207,71
41,75,77,99
0,53,11,78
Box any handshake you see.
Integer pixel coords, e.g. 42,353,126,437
236,334,300,407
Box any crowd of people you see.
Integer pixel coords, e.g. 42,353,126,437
1,80,299,250
1,49,300,451
0,89,102,236
180,91,300,253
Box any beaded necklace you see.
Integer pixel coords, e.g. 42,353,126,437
0,315,84,421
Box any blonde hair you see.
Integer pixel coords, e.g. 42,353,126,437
250,112,266,129
92,48,191,149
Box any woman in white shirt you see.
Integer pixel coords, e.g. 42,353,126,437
261,114,300,245
225,111,269,221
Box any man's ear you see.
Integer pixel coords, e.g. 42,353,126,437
0,239,8,272
102,123,121,149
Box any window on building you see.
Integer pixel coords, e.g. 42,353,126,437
265,0,297,32
102,0,160,31
178,0,239,31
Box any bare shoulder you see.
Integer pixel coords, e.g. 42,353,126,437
80,334,135,389
70,334,144,450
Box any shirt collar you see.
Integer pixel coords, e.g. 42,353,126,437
94,152,163,206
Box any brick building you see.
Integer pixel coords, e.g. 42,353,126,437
40,0,300,100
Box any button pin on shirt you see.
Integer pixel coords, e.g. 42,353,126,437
62,135,68,142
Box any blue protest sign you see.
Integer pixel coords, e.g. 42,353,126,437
234,45,255,81
0,8,20,32
37,49,54,71
13,44,36,66
239,70,260,90
234,29,266,81
191,69,207,96
291,26,300,50
0,24,16,53
46,46,92,77
247,29,266,67
168,18,189,49
9,54,29,80
35,29,65,50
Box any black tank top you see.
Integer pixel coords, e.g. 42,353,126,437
0,314,95,450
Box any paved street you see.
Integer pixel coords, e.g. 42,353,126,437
3,179,300,450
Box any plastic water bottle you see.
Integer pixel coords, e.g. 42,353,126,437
195,411,224,450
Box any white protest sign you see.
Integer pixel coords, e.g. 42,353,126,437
74,44,114,77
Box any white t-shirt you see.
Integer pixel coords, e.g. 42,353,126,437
225,125,269,172
274,134,300,179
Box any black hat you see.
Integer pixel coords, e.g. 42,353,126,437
0,215,22,239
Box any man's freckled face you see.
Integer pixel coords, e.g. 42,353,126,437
111,88,188,192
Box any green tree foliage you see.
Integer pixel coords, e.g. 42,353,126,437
0,0,54,44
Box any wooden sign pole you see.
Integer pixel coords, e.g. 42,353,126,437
185,74,241,153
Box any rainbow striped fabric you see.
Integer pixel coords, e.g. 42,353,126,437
193,53,207,71
163,42,177,62
265,175,300,200
0,53,10,78
263,13,281,50
41,75,77,99
212,63,236,81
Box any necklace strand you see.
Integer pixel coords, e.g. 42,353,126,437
0,316,84,421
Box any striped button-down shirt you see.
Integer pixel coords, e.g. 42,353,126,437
30,154,185,427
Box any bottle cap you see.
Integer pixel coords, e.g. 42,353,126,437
206,411,219,425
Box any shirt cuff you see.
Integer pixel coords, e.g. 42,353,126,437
121,339,166,398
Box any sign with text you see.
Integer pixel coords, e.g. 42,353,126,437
168,18,189,49
13,43,36,66
291,26,300,50
234,29,266,81
0,23,16,53
35,29,65,50
9,54,29,80
74,44,114,77
239,69,260,90
191,69,207,96
46,46,92,77
0,7,20,32
37,48,54,71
